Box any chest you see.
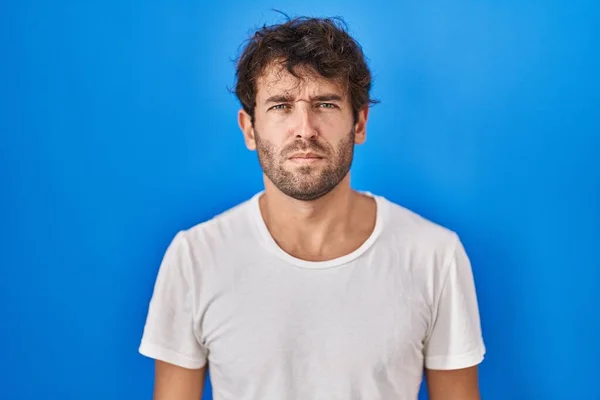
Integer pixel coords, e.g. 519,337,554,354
197,261,431,382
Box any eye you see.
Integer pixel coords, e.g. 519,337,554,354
270,104,290,110
317,103,337,109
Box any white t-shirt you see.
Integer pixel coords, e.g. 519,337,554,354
139,191,486,400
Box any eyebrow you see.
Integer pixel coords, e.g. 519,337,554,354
264,93,344,104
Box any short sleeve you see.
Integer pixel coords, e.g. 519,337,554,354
424,236,486,370
138,231,208,369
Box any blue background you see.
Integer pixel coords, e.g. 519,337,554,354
1,1,599,399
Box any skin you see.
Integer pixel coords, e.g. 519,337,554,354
425,366,481,400
152,361,206,400
238,64,376,261
153,63,481,399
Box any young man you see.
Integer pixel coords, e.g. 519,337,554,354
139,16,486,400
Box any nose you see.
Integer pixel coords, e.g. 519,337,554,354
294,104,319,140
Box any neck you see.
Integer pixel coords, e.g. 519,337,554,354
258,174,368,260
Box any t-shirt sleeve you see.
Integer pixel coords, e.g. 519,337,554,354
423,235,486,370
138,231,208,369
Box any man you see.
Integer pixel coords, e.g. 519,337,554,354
139,16,486,400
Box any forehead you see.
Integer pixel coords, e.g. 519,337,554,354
255,63,347,101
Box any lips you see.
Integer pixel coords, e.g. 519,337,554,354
288,153,323,160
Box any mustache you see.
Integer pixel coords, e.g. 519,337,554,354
282,140,329,157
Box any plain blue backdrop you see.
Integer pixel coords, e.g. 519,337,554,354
1,1,599,399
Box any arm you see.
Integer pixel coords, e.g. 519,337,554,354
138,232,210,399
154,360,207,400
423,236,485,399
425,365,480,400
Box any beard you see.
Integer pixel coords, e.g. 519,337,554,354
254,128,355,201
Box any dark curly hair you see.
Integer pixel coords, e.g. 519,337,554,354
234,15,378,123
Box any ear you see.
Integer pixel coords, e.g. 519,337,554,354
238,108,256,150
354,105,369,145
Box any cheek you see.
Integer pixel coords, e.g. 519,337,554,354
255,120,289,143
258,115,292,134
256,135,283,159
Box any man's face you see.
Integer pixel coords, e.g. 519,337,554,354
240,64,367,201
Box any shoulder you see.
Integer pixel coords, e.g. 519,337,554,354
375,194,461,264
170,193,260,263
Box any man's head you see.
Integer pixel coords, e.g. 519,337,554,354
235,16,377,201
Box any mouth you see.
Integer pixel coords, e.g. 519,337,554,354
288,153,325,164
